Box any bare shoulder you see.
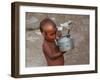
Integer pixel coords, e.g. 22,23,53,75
42,41,53,52
42,41,48,50
43,41,46,47
43,41,54,48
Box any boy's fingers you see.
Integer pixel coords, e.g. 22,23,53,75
56,31,62,37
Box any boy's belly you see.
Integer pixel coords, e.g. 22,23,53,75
46,56,64,66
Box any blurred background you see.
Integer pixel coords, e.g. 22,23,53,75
25,12,89,67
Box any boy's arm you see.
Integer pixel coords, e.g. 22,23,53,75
43,43,63,59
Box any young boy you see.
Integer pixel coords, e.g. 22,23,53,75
40,18,65,66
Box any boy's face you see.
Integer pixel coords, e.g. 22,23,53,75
43,24,57,42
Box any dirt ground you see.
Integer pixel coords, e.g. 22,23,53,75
25,12,89,67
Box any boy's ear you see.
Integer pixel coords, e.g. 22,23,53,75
42,32,46,36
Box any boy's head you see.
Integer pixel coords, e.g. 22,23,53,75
40,18,57,41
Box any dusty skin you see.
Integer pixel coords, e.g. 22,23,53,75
41,18,65,66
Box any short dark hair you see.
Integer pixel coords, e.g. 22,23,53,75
39,18,57,33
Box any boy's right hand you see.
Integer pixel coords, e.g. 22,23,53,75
56,31,62,39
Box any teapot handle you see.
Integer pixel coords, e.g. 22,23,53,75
68,29,70,34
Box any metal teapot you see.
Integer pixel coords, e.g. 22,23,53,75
56,21,74,52
57,33,74,52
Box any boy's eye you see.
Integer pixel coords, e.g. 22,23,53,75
50,33,55,36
